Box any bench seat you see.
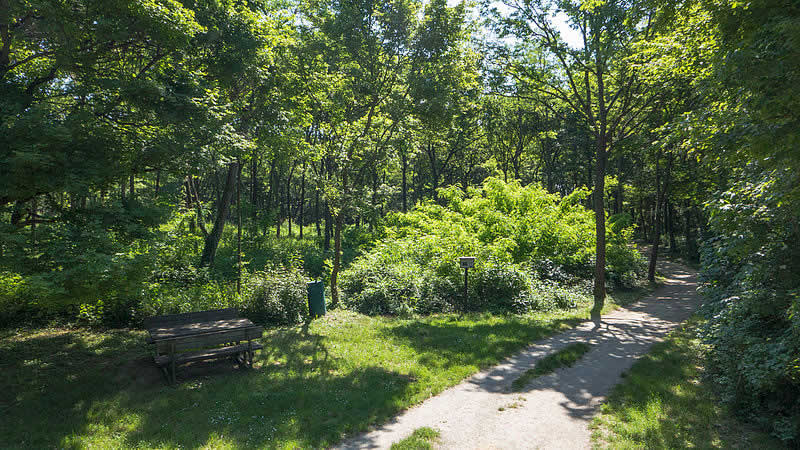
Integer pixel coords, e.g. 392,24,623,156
154,342,264,367
144,308,264,384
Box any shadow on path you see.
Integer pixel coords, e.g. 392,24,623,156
339,259,700,449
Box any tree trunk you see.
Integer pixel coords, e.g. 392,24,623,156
648,151,663,282
10,200,24,226
685,200,698,260
330,169,347,308
316,159,323,237
287,163,295,237
300,163,305,239
638,197,647,241
427,142,439,201
591,134,608,319
200,162,239,267
324,201,331,251
668,202,676,252
591,54,609,320
401,150,408,212
237,160,243,295
315,186,321,238
614,157,624,215
30,197,36,232
265,159,276,237
251,152,259,223
184,177,195,234
275,165,281,238
187,176,208,236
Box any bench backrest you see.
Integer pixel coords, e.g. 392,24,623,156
143,308,239,330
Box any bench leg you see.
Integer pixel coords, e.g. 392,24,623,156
159,366,169,384
170,343,176,385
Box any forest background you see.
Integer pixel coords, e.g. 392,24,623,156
0,0,798,443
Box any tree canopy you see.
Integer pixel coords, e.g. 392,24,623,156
1,0,797,444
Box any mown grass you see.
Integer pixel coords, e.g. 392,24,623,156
511,342,592,391
0,286,650,449
390,427,440,449
590,316,784,449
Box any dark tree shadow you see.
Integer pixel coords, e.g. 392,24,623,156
0,323,416,449
374,262,700,424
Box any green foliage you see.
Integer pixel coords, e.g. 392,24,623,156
591,317,784,449
341,178,641,315
699,166,800,444
391,427,441,450
239,267,310,326
0,205,336,327
470,262,536,313
0,307,606,448
511,342,591,391
0,271,57,325
137,280,236,320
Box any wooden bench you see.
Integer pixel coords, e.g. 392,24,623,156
144,308,264,384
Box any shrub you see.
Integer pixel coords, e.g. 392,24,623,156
341,177,640,316
606,226,648,289
137,279,237,322
239,267,309,325
470,263,535,314
340,251,425,316
699,167,800,444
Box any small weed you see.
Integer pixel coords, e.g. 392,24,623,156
499,396,526,411
391,427,440,449
511,342,591,391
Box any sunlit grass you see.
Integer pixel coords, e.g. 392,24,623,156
511,342,591,391
0,284,651,449
390,427,440,449
590,317,783,449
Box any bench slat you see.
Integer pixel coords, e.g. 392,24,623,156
154,343,264,367
143,308,239,329
154,327,264,354
144,309,263,384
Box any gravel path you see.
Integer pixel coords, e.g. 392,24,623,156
337,259,700,449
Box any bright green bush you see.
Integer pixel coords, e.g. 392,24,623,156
470,262,535,313
606,226,648,288
137,266,310,327
137,279,237,319
239,267,310,325
0,271,59,325
342,178,639,315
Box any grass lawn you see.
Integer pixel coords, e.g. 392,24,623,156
390,427,440,449
590,316,784,449
0,285,651,449
511,342,591,391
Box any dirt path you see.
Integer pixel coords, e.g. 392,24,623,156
337,259,700,449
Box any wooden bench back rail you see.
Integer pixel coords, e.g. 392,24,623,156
143,308,238,330
154,326,264,354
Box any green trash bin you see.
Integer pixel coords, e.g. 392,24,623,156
307,281,326,318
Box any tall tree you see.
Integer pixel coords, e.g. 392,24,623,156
494,0,660,317
298,0,419,305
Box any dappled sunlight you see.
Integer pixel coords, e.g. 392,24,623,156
338,261,704,449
